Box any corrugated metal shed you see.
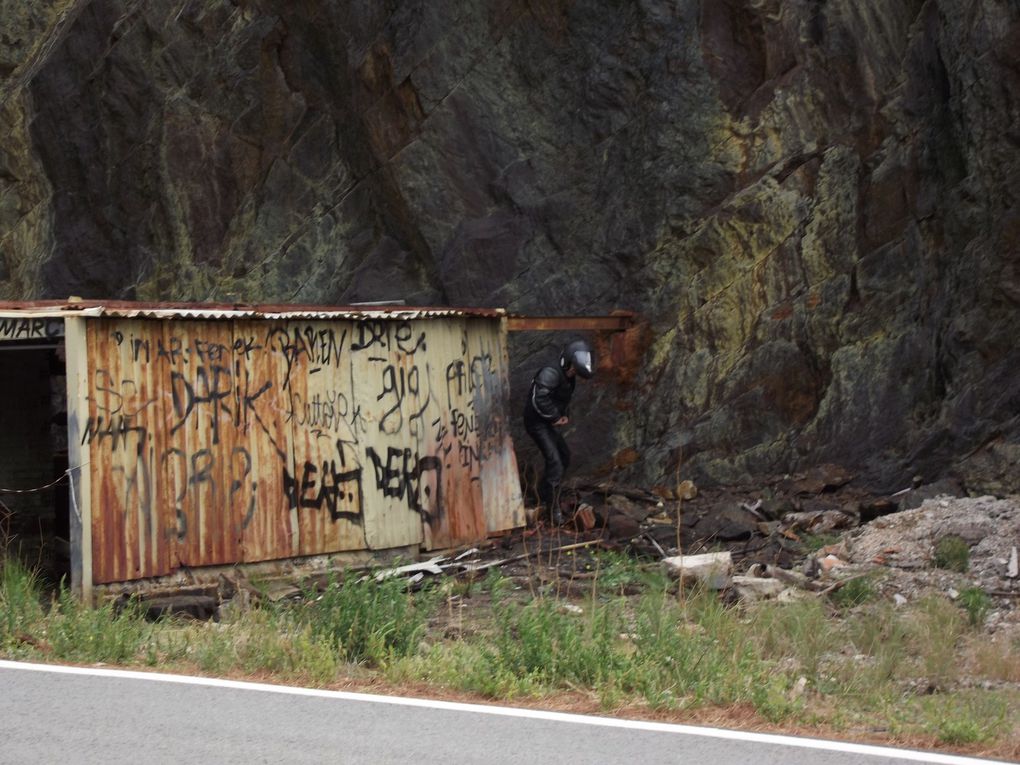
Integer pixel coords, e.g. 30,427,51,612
1,302,523,598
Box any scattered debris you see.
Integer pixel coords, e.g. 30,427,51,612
375,556,447,582
819,554,847,573
119,470,1018,659
781,509,855,534
573,503,596,531
676,480,698,500
662,552,733,590
731,575,785,601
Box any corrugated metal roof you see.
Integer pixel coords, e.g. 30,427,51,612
0,300,504,321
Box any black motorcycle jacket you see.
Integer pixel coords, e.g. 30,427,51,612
523,365,575,423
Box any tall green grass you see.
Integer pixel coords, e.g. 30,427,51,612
296,573,438,666
0,554,1015,750
0,558,44,650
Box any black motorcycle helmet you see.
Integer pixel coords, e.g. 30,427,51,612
560,339,594,379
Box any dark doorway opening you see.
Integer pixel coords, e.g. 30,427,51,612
0,342,69,584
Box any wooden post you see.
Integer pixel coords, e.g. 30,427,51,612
64,317,93,603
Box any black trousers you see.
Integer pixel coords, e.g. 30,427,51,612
524,418,570,508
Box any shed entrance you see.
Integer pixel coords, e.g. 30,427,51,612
0,318,69,582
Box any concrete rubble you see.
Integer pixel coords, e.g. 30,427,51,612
662,552,733,590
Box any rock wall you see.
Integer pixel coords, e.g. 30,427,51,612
1,0,1018,493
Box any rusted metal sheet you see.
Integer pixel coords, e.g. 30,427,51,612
78,314,521,584
85,320,172,583
478,318,525,534
274,319,370,557
506,313,634,332
0,300,503,322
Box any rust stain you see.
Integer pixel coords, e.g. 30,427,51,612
771,303,793,321
592,316,651,386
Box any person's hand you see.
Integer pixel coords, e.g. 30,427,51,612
554,416,569,426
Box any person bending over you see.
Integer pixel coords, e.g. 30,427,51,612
522,339,593,525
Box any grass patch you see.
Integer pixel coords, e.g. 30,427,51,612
0,558,45,650
800,532,840,553
919,692,1011,745
969,634,1020,683
829,575,877,611
957,587,992,627
908,596,966,690
751,599,833,684
295,572,439,667
933,535,970,573
0,553,1017,756
47,591,151,664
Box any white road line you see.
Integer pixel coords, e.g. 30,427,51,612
0,659,999,764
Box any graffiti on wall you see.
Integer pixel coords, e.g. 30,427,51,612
81,317,512,582
0,317,64,341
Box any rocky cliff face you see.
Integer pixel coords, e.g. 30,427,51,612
2,0,1018,493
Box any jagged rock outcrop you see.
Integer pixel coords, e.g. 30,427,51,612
1,1,1018,493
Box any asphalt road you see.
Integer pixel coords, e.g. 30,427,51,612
0,661,1001,765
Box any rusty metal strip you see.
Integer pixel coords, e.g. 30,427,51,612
0,301,504,321
506,313,634,332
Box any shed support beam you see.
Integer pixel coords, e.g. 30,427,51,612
64,317,93,604
506,312,634,333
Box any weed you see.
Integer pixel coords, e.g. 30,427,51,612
751,677,803,723
830,576,876,610
0,559,44,648
957,587,992,628
483,595,628,690
236,609,338,684
909,596,965,689
845,602,909,684
298,573,438,666
192,623,236,673
630,589,765,708
480,567,510,596
47,591,151,663
801,533,840,553
921,692,1009,745
969,635,1020,683
933,535,969,573
751,599,833,684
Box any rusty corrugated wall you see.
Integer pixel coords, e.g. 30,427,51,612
77,315,522,584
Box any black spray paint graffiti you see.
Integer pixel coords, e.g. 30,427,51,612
92,370,159,417
266,325,348,389
365,446,442,521
285,390,366,443
111,448,154,532
81,414,148,454
162,446,259,540
0,317,64,341
116,331,261,367
376,362,433,437
81,371,158,454
169,363,274,448
283,440,364,524
350,320,426,355
84,322,509,549
443,353,495,409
